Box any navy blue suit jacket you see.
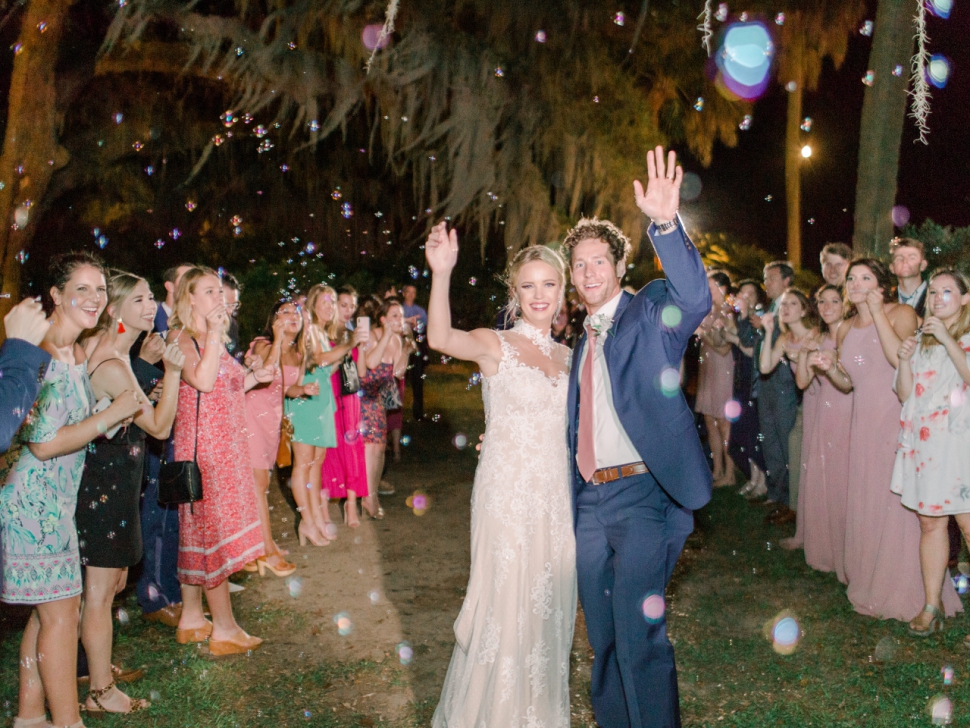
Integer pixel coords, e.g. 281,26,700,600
154,305,169,335
567,221,713,512
0,339,52,452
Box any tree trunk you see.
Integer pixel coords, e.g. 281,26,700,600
852,0,912,257
784,32,804,269
0,0,73,326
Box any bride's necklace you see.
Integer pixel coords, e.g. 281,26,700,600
514,319,553,356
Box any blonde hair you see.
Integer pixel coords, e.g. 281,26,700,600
304,284,337,372
503,245,567,321
97,270,147,333
921,269,970,351
167,266,229,342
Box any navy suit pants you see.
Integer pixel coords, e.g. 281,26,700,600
576,471,693,728
136,445,181,612
757,388,797,507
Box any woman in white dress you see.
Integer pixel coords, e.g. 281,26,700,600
425,222,577,728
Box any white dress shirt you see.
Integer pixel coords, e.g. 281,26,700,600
578,292,642,470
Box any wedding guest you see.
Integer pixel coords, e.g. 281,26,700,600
759,288,816,525
825,259,961,621
322,286,369,527
287,285,357,545
360,297,414,519
724,280,767,497
76,272,184,714
781,285,853,581
242,301,302,576
890,237,929,318
167,267,271,654
0,298,53,451
694,270,735,487
1,252,143,728
402,284,428,420
137,261,191,625
891,269,970,636
819,242,852,288
222,272,242,356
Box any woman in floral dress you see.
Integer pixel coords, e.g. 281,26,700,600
0,252,143,728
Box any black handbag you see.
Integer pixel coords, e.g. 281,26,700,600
339,353,361,396
158,345,203,507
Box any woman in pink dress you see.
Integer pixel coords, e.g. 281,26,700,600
824,259,962,621
167,267,274,655
242,301,302,577
322,285,369,527
694,271,736,486
782,285,853,582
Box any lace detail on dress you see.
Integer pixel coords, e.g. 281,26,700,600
433,324,577,728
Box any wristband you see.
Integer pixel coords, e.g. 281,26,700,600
652,218,679,234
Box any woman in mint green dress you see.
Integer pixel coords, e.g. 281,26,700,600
0,252,144,728
285,285,361,546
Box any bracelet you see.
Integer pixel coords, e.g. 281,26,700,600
652,218,679,234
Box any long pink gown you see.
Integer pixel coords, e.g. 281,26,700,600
842,322,963,620
789,334,854,582
321,347,368,499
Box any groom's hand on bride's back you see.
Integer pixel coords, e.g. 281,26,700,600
425,221,459,275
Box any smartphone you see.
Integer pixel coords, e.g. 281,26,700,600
356,316,370,337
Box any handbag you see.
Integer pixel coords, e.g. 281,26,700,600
339,352,361,396
158,338,203,507
380,377,403,411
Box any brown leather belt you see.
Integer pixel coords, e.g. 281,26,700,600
589,461,648,485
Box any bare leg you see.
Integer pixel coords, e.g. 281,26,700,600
81,566,140,711
252,468,287,564
206,579,247,641
307,447,328,529
389,427,401,463
32,596,81,727
345,489,361,528
715,419,735,486
16,610,45,722
178,583,207,630
363,442,385,517
704,415,724,479
290,442,325,543
911,514,950,629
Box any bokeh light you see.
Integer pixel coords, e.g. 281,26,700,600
891,205,910,227
800,145,812,159
873,636,897,662
952,573,968,594
287,576,304,598
641,593,666,623
714,22,775,101
927,54,951,89
361,24,390,51
407,490,431,515
661,305,683,328
396,641,414,665
928,0,953,19
928,695,953,726
453,433,468,449
659,367,681,397
942,665,954,686
681,172,702,201
333,611,354,636
723,400,742,421
764,611,802,655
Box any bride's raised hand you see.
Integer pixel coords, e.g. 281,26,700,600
425,222,459,275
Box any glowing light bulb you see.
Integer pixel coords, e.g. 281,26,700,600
800,145,812,159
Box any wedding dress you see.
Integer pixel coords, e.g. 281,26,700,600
433,320,578,728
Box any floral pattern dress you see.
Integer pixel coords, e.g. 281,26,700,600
891,333,970,515
0,360,92,604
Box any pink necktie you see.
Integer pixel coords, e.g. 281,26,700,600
578,326,597,482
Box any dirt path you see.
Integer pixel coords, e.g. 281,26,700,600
238,362,598,725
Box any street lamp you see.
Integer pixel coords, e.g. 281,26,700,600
800,144,812,159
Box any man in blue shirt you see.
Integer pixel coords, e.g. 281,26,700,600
0,298,52,451
402,284,428,420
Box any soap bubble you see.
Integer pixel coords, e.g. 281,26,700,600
860,20,873,36
368,590,381,605
928,0,952,18
927,54,951,89
613,11,625,26
396,641,413,665
535,30,547,43
693,97,704,111
116,608,130,626
873,635,897,662
928,695,952,725
641,593,666,623
14,205,29,228
952,573,968,594
361,24,390,51
739,114,752,130
453,433,468,449
407,490,431,515
724,400,742,421
287,576,304,598
942,665,954,686
800,117,813,132
715,3,728,22
862,70,875,86
680,172,702,201
764,611,801,655
715,22,774,101
661,305,682,328
333,611,353,636
341,202,353,219
400,435,411,446
659,367,680,396
774,12,785,25
891,206,910,227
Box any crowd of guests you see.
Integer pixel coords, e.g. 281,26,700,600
691,238,970,634
0,253,423,728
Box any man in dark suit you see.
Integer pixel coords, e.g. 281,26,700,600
0,298,52,451
565,147,712,728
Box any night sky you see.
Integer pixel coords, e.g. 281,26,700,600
682,0,969,267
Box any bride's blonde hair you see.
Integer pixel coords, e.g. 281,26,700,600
502,245,567,321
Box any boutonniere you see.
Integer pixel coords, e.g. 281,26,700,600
587,312,613,339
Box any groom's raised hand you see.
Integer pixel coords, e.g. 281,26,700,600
425,221,459,275
633,146,682,225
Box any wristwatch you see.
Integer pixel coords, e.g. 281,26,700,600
653,218,679,234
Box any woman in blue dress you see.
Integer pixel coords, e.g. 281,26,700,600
0,252,144,728
286,285,361,546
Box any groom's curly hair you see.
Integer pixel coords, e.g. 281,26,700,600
561,217,631,268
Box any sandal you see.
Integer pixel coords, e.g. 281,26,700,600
82,681,150,714
78,663,144,685
908,603,944,637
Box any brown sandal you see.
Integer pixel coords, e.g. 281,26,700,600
81,681,150,714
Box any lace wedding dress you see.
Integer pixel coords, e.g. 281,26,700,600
433,321,577,728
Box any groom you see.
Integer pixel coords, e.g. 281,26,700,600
565,147,712,728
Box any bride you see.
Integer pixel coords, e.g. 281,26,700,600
426,225,577,727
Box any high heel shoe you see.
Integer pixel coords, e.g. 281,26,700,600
256,556,296,577
909,603,944,637
175,619,212,644
242,561,258,573
344,501,360,528
81,681,150,714
297,521,330,547
315,516,338,541
208,629,263,656
364,505,385,520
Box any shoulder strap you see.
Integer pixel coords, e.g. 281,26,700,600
190,337,201,461
88,357,127,378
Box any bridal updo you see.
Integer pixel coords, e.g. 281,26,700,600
503,245,567,320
